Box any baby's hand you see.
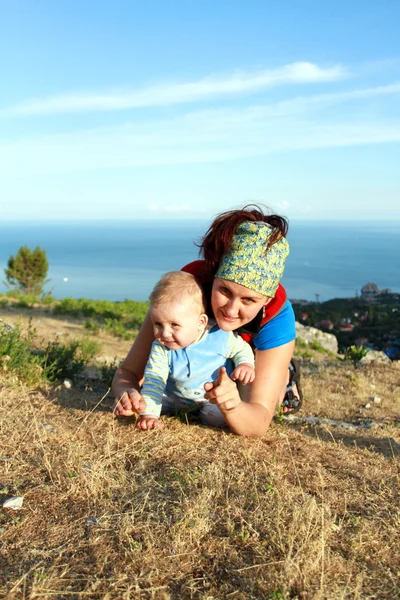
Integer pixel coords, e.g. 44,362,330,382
114,388,146,416
136,415,164,431
231,363,255,385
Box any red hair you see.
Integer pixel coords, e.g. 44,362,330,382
197,204,289,273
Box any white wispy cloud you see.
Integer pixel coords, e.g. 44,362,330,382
269,81,400,115
1,62,346,118
1,117,399,178
1,80,399,176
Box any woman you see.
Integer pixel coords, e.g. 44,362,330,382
112,206,302,437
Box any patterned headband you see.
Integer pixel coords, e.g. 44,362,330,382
215,221,290,297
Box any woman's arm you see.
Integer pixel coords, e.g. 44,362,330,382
112,311,155,415
204,340,295,437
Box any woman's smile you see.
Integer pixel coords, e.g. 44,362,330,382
212,278,269,331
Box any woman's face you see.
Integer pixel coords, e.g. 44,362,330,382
211,277,269,331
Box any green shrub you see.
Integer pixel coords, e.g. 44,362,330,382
83,319,101,334
14,293,39,309
76,337,102,361
0,320,44,386
104,318,135,340
40,336,101,382
53,297,148,325
294,348,313,360
40,294,56,306
0,319,102,385
100,359,119,387
344,345,368,364
295,338,308,350
5,289,21,299
40,340,86,381
310,340,326,353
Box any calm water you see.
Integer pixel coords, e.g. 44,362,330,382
0,220,399,303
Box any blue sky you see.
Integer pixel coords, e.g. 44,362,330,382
1,0,399,221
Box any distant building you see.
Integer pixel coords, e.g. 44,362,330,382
316,319,334,330
361,282,392,301
361,283,379,299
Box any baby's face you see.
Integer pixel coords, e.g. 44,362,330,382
151,301,206,350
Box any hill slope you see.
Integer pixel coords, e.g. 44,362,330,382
0,308,399,599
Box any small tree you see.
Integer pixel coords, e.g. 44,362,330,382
4,245,49,296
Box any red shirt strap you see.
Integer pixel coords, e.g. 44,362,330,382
261,283,287,325
181,260,211,283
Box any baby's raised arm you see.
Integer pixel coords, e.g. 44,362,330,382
228,333,255,385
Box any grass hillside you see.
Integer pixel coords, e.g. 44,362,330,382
0,305,399,599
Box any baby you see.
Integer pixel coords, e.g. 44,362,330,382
138,271,255,430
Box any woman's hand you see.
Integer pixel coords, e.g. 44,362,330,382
113,388,146,416
204,367,242,412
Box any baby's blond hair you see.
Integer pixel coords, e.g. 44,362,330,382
149,271,206,314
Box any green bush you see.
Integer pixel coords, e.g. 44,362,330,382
100,359,119,387
76,337,102,361
83,319,101,334
310,340,326,353
295,338,308,350
344,345,368,364
0,320,44,386
5,289,21,299
14,293,38,309
41,294,56,306
0,319,101,385
41,340,86,381
39,337,100,382
104,318,135,340
53,297,148,326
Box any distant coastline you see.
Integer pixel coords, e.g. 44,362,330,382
1,220,399,303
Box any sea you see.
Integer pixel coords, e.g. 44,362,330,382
0,220,399,303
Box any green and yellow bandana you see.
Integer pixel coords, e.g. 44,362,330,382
215,221,290,297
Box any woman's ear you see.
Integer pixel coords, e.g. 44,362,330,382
199,313,208,329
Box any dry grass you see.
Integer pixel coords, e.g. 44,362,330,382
0,312,399,599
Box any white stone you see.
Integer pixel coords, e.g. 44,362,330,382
371,396,382,404
3,496,24,510
295,322,338,354
81,366,101,380
358,351,391,365
63,379,72,389
365,403,371,409
40,423,56,433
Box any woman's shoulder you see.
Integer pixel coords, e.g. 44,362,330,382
253,301,296,350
